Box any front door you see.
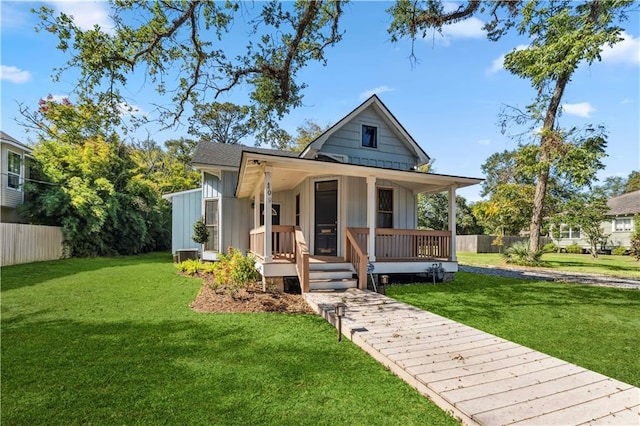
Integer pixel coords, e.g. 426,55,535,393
314,180,338,256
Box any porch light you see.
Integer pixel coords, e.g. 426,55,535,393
335,302,347,342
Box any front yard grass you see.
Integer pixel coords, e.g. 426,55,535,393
457,252,640,279
1,253,456,426
388,272,640,388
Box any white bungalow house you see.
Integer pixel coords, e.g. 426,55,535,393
174,95,482,291
553,190,640,252
1,131,31,224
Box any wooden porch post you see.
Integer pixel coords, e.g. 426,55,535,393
366,176,376,262
448,184,457,262
264,167,273,262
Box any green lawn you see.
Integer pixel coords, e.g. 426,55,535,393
388,272,640,387
457,252,640,279
1,253,456,426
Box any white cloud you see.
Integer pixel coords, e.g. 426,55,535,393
49,1,114,33
441,17,485,39
359,86,393,99
118,102,145,117
601,31,640,65
477,139,491,146
486,44,529,75
0,65,32,83
620,98,632,105
562,102,596,118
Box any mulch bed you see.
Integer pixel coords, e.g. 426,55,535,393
188,273,314,314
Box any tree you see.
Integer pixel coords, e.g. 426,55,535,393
289,119,331,152
594,175,627,198
418,193,482,235
472,183,535,237
629,214,640,261
388,0,632,261
34,1,345,146
188,102,254,144
560,194,610,258
625,171,640,193
20,97,170,256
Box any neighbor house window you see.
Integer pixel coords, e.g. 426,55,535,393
362,125,377,148
204,199,219,252
7,151,21,190
614,218,632,232
559,224,581,239
377,188,393,228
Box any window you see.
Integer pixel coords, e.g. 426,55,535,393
559,224,581,239
614,218,633,232
295,194,300,227
204,200,219,252
259,203,280,226
362,125,377,148
377,188,393,228
7,151,21,190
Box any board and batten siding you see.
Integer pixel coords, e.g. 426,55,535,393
1,223,64,266
344,177,417,229
320,107,417,171
169,188,202,254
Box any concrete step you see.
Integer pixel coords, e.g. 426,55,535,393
309,278,358,291
309,269,354,280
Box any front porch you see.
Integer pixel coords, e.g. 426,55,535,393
249,225,455,292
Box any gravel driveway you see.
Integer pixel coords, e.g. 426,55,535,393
459,264,640,290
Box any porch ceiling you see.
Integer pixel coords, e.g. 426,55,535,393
236,152,483,198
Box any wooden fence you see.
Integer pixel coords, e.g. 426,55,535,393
456,235,552,254
1,223,64,266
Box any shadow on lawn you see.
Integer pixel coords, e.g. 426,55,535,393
1,252,173,291
2,315,366,425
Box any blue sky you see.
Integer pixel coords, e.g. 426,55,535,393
1,1,639,201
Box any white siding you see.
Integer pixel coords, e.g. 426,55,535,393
1,223,64,266
1,144,26,209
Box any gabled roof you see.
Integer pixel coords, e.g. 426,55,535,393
192,141,297,169
299,95,431,166
607,190,640,216
0,131,31,153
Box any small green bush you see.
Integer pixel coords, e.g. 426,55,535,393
192,217,209,245
542,242,558,253
175,259,203,275
612,246,627,256
502,241,544,266
565,244,583,254
210,247,259,295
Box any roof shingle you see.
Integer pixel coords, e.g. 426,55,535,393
192,142,297,168
607,190,640,216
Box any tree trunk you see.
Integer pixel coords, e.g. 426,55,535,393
527,72,571,260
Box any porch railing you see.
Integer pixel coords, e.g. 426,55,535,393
345,228,368,289
348,228,451,261
249,225,296,260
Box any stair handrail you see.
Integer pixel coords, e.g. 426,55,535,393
294,227,310,293
345,228,368,290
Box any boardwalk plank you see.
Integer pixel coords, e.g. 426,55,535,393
582,404,640,425
395,340,521,369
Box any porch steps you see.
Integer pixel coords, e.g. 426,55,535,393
308,262,357,291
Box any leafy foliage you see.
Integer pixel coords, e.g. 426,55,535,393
472,184,534,236
34,1,345,146
188,102,254,144
612,246,627,256
630,215,640,261
418,193,482,235
209,248,259,295
542,242,558,254
175,258,203,275
557,194,610,258
565,244,583,254
19,97,170,257
502,240,543,266
192,218,209,245
289,119,331,152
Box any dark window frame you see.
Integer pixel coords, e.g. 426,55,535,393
377,187,393,229
362,125,378,149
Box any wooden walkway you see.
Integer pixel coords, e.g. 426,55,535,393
304,289,640,426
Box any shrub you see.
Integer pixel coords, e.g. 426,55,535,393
612,246,627,256
565,244,583,254
210,247,259,295
542,242,558,253
630,214,640,261
502,241,544,267
192,217,209,245
175,259,202,275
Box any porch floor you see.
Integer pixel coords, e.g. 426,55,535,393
304,289,640,426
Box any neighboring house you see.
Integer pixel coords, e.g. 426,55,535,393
1,131,31,223
177,95,482,291
553,190,640,252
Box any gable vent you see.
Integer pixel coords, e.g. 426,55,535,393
317,153,348,163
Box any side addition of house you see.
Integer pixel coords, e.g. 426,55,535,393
172,95,482,292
